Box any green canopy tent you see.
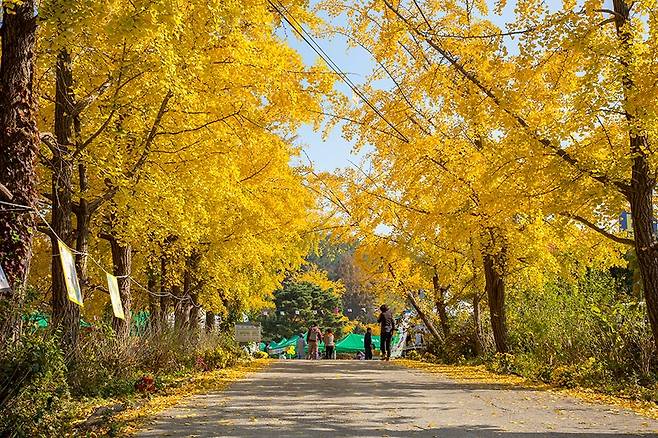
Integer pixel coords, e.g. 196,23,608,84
260,332,400,356
334,333,399,354
334,333,370,354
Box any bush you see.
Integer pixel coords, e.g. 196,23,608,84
406,350,421,361
68,325,144,397
68,327,247,397
0,332,72,437
551,365,578,388
487,353,519,375
254,351,268,359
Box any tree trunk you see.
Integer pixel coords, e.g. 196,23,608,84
50,49,80,350
173,284,189,330
205,311,215,332
482,247,508,353
431,272,450,338
473,292,485,356
0,0,39,344
109,238,132,339
188,292,199,332
75,162,91,285
159,257,170,330
612,0,658,353
147,268,160,332
406,291,442,343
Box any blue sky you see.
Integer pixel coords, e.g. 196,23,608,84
282,22,375,172
282,0,570,172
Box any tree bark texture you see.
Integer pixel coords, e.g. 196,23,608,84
482,245,508,354
472,292,485,356
109,238,132,339
431,272,450,338
0,0,39,343
406,291,442,344
50,49,80,350
613,0,658,353
205,311,215,332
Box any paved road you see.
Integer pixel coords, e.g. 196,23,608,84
138,360,658,437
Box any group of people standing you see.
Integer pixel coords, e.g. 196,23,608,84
290,304,396,361
295,323,335,360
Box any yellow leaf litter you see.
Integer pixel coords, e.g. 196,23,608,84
397,359,658,420
108,359,269,436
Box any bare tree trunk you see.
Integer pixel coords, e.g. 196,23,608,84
406,291,442,344
50,49,80,350
173,284,188,330
482,246,508,354
0,0,39,344
205,311,215,332
188,292,199,332
147,267,160,332
159,257,169,330
75,162,91,284
431,271,450,338
108,237,132,339
613,0,658,353
473,292,485,356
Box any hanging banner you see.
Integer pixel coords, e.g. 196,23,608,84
57,240,83,306
0,264,10,293
106,273,125,320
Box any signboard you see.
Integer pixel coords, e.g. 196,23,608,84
0,264,10,293
106,273,125,320
234,323,261,342
58,240,83,306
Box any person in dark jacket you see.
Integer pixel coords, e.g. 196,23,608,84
364,327,373,360
378,304,395,361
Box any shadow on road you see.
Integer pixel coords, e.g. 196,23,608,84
138,360,658,438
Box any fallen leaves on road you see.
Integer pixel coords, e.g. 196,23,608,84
397,359,658,420
100,359,270,436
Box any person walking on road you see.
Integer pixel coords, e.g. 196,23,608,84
378,304,395,361
324,329,335,359
306,323,322,360
296,333,306,359
364,327,373,360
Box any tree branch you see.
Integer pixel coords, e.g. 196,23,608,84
381,0,631,195
561,212,634,245
88,90,173,214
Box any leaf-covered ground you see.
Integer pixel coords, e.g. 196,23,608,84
68,359,269,437
398,359,658,421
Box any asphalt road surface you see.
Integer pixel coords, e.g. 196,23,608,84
137,360,658,437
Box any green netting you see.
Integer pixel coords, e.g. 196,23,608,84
23,312,94,329
23,312,48,329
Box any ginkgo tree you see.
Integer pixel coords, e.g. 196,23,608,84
339,0,658,348
316,0,633,353
20,0,334,349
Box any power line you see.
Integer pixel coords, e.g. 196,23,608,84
268,0,409,143
0,200,194,304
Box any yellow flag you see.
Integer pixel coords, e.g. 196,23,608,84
106,273,125,320
57,240,83,306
